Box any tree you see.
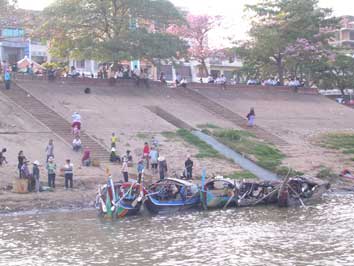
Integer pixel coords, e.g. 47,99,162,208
318,54,354,94
168,14,221,76
239,0,338,85
39,0,188,63
285,38,335,86
0,0,17,26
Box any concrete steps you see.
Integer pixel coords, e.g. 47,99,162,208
2,84,110,162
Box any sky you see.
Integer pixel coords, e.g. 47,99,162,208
17,0,354,47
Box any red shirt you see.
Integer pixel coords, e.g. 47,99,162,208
143,145,150,155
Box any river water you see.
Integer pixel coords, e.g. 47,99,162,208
0,192,353,266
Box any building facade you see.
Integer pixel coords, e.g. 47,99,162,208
331,16,354,49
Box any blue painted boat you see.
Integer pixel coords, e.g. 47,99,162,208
143,178,200,214
202,177,238,209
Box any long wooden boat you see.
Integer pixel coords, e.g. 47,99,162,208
143,178,200,214
96,177,146,218
236,175,330,208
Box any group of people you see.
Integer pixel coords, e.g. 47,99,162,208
13,144,75,193
107,131,194,183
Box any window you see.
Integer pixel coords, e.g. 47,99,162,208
350,31,354,40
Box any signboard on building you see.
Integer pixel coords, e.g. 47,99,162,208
1,28,24,38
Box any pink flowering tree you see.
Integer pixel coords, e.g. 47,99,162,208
285,38,335,86
168,14,221,76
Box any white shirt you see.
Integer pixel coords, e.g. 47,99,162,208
72,138,82,146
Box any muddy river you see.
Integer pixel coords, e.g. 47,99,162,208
0,192,353,266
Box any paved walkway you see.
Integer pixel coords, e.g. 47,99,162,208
193,131,279,181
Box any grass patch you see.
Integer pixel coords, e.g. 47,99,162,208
215,129,255,140
225,171,258,180
161,131,177,139
197,123,220,129
176,129,220,158
213,129,285,172
320,133,354,154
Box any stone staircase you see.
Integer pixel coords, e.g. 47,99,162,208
178,87,289,147
1,83,110,162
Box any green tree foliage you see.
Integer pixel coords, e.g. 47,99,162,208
0,0,17,24
318,54,354,94
40,0,189,62
238,0,339,85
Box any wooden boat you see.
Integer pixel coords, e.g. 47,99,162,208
237,180,280,207
202,177,238,209
143,178,200,214
236,175,330,208
278,175,330,207
96,177,146,218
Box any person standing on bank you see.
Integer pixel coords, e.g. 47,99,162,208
63,159,74,189
158,156,168,180
137,159,145,184
45,139,54,162
143,142,150,169
18,151,26,178
4,71,11,90
246,107,256,127
121,158,129,182
185,155,194,180
32,160,40,193
46,156,56,188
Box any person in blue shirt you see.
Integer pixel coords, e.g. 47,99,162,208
4,71,11,90
137,159,145,184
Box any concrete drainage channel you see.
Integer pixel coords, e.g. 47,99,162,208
146,106,279,181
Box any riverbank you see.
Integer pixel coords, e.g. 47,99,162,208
2,79,354,213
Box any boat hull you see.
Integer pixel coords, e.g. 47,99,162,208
96,182,145,218
144,195,200,214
